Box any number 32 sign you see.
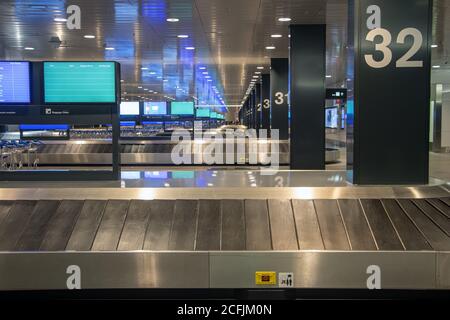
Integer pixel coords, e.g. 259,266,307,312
364,4,424,69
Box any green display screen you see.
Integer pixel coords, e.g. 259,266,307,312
44,62,116,103
210,111,217,119
172,171,195,179
196,108,210,118
171,101,194,115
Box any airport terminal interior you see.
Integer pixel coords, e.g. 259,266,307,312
0,0,449,297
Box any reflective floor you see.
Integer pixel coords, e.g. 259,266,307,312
0,167,447,189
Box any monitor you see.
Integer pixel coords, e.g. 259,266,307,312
325,108,338,129
196,108,210,118
143,101,167,116
172,171,195,179
0,61,31,104
44,61,116,103
120,101,140,116
171,101,194,116
144,171,168,179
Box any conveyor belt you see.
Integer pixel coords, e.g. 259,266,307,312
27,141,340,165
0,198,448,252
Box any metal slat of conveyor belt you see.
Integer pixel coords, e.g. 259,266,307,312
381,199,432,251
66,200,107,251
338,200,377,251
117,200,152,251
0,201,13,227
427,198,450,218
142,200,174,250
0,201,36,251
169,200,198,251
268,200,298,250
314,200,350,250
220,200,246,251
195,200,221,251
244,200,272,251
39,200,84,251
398,199,450,251
15,200,60,251
91,200,129,251
440,197,450,206
291,200,324,250
413,199,450,236
360,199,404,251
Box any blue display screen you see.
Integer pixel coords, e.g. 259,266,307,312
19,124,69,130
0,61,31,104
120,121,136,127
144,171,168,179
144,101,167,115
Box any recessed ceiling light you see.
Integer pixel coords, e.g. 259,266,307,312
120,80,124,82
138,86,143,89
207,79,212,82
431,44,438,48
199,67,206,70
163,79,168,82
202,72,208,75
141,67,148,70
54,17,67,22
255,71,261,74
326,75,332,78
278,17,292,22
177,34,189,38
205,76,211,78
166,18,179,22
185,46,195,50
149,72,156,75
105,47,115,50
432,65,441,68
257,66,264,70
265,46,276,50
271,34,282,38
84,35,95,39
24,47,35,50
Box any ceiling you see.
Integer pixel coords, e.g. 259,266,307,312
0,0,448,115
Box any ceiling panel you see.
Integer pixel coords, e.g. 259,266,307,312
0,0,447,113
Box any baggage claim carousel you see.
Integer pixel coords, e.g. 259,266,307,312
0,185,448,291
26,140,341,165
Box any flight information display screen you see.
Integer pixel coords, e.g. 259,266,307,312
0,61,31,104
171,101,194,116
120,101,140,116
144,101,167,115
44,62,116,103
196,108,210,118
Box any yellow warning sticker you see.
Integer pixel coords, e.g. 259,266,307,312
255,272,277,285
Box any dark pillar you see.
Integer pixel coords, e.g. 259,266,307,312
261,74,271,131
289,25,326,170
255,82,262,130
270,58,289,140
348,0,432,185
250,88,255,129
